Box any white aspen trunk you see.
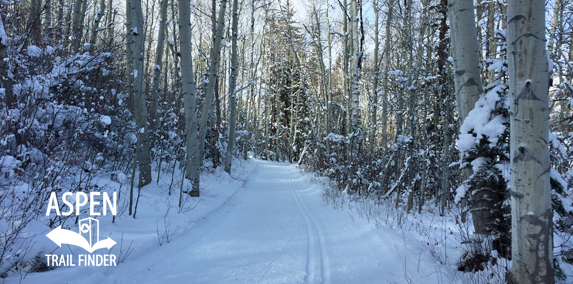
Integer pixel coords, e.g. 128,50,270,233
178,0,200,197
507,0,554,282
449,0,483,121
449,0,484,227
28,0,42,43
312,4,326,138
191,0,227,193
130,0,151,187
150,0,168,150
348,0,360,158
244,0,257,162
369,0,379,153
342,0,350,136
380,0,394,150
71,0,84,50
55,0,64,42
105,0,113,44
0,13,12,109
77,0,89,50
88,0,106,51
548,0,561,57
326,3,332,153
44,0,52,38
224,0,239,174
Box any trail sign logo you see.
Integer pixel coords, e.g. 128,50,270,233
45,191,118,266
46,217,116,253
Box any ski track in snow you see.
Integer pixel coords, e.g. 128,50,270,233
11,160,443,284
288,168,331,284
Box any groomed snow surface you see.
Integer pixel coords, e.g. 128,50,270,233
8,159,480,284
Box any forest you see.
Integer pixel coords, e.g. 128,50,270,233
0,0,572,283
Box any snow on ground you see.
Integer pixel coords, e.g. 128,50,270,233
7,159,453,284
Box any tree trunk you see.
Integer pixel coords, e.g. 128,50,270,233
190,0,228,194
380,0,393,150
71,0,85,51
507,0,554,282
449,0,484,228
548,0,561,57
224,0,239,174
88,0,106,51
348,0,360,161
326,3,332,154
179,0,200,197
150,0,168,151
130,0,151,188
0,14,13,109
370,0,379,153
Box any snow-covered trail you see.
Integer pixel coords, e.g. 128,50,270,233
14,160,442,284
147,160,440,284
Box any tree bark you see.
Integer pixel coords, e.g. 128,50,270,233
369,0,379,153
507,0,554,282
190,0,228,194
0,12,13,109
224,0,239,174
449,0,484,227
150,0,169,151
88,0,106,51
348,0,360,159
179,0,200,197
130,0,151,188
380,0,393,150
71,0,84,51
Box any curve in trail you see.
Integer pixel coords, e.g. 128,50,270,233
288,169,331,284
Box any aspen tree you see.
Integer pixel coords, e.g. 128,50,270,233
507,0,554,281
224,0,239,174
150,0,169,149
179,0,200,197
190,0,228,195
130,0,152,187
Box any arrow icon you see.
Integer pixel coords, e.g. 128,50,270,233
46,225,116,253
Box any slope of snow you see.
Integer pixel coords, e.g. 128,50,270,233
7,160,444,284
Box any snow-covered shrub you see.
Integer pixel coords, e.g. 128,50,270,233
0,38,131,275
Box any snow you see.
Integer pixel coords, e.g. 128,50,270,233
100,115,112,125
487,59,505,73
387,70,404,76
0,155,19,173
454,183,467,204
324,133,348,143
551,168,568,191
168,38,175,46
45,46,54,55
27,45,42,57
5,160,445,284
457,84,507,152
0,14,6,45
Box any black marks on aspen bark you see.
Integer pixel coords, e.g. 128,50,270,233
538,166,551,178
513,146,542,166
508,14,527,25
513,82,540,115
518,82,540,101
511,33,542,45
509,189,525,199
521,209,554,282
456,70,465,76
462,78,480,89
